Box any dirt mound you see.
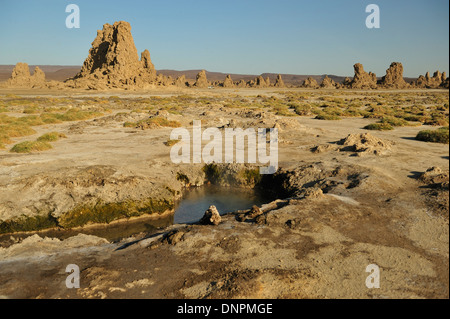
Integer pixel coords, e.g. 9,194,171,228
381,62,408,89
418,167,449,218
337,133,393,156
349,63,377,89
419,167,449,189
263,162,371,198
66,21,156,89
312,133,393,156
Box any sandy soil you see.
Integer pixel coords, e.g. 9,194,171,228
0,88,448,299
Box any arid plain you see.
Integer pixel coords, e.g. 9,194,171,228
0,21,448,299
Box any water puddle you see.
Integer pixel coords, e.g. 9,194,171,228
174,185,270,224
1,185,271,246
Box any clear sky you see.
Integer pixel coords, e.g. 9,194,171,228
0,0,448,77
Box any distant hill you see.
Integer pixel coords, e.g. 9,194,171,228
0,65,417,84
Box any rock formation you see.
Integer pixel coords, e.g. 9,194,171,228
67,21,157,89
6,63,46,88
223,75,235,88
255,76,268,88
350,63,377,89
413,70,448,88
381,62,408,88
174,75,187,87
236,79,247,88
302,77,319,89
441,74,449,89
274,74,285,88
342,77,352,87
155,74,173,86
320,75,336,89
193,70,209,88
199,205,221,225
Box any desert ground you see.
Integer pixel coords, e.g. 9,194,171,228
0,87,448,299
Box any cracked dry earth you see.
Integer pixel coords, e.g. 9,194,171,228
0,89,448,299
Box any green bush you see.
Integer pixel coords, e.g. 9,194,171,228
364,122,394,131
10,141,53,153
416,127,449,144
315,113,341,120
37,132,67,142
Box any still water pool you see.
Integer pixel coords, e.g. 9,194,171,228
174,185,269,224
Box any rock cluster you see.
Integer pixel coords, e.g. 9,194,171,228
320,75,337,89
3,19,448,92
302,77,319,89
349,63,377,89
6,63,46,88
418,167,449,189
413,71,448,88
66,21,157,89
174,75,187,87
337,133,393,156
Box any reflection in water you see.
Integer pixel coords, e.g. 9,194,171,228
0,186,269,246
174,185,268,224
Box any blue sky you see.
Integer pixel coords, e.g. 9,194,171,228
0,0,448,77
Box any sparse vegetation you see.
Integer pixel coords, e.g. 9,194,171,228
10,141,53,153
416,126,449,144
165,139,180,147
37,132,67,142
364,122,394,131
315,112,341,120
176,172,190,185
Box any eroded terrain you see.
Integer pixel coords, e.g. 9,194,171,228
0,88,448,299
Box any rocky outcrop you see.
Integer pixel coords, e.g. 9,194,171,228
302,77,319,89
6,63,46,88
255,76,268,88
274,74,285,88
223,75,235,88
193,70,209,88
174,75,187,87
342,77,352,87
441,75,449,89
413,71,448,88
156,74,173,86
350,63,377,89
67,21,157,89
320,75,336,89
381,62,408,89
199,205,221,225
236,79,247,88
